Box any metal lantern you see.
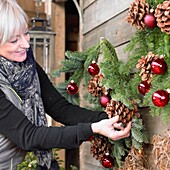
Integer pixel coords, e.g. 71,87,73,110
29,0,56,79
29,29,56,78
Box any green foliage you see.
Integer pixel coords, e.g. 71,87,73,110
125,24,170,123
17,149,66,170
53,37,149,168
17,152,37,170
146,0,166,8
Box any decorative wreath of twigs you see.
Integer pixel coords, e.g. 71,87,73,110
152,129,170,170
115,147,149,170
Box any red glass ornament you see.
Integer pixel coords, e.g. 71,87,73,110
66,80,78,94
138,81,151,95
151,58,167,74
152,90,169,107
87,136,94,141
100,95,110,107
144,14,157,28
88,62,100,76
101,154,114,168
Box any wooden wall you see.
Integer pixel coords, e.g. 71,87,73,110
79,0,170,170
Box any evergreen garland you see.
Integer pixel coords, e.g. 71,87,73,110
53,38,148,168
53,0,170,168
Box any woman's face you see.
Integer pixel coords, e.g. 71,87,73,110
0,26,30,62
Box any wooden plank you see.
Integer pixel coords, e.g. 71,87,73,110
83,11,136,49
80,143,104,170
83,0,134,34
17,0,45,14
51,3,66,167
51,2,66,85
83,0,96,9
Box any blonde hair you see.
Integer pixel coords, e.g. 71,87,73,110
0,0,29,45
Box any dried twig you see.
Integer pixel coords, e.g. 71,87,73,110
152,129,170,170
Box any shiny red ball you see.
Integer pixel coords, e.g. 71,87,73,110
151,58,167,74
102,154,114,168
87,135,94,141
100,95,110,107
144,14,157,28
66,81,78,94
152,90,169,107
88,63,100,76
138,81,151,95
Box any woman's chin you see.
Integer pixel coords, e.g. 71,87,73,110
15,53,27,62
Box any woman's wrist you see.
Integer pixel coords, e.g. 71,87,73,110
91,122,100,134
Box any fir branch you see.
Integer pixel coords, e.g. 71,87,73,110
65,50,87,61
132,138,143,150
124,137,132,148
146,0,166,8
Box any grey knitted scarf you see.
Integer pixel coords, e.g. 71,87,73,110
0,48,52,169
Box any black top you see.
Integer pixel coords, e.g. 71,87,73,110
0,63,108,151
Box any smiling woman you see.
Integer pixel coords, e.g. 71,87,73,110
0,0,30,62
0,0,28,45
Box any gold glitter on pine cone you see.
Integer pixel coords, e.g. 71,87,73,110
126,0,149,30
155,1,170,34
136,52,159,82
153,129,170,170
120,147,149,170
105,99,136,125
90,136,112,162
88,74,107,96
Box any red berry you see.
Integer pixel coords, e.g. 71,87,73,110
100,95,110,107
152,90,169,107
66,81,78,94
102,154,114,168
138,81,151,95
144,14,157,28
88,62,100,76
151,58,167,74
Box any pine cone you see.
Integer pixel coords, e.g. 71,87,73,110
90,136,112,162
155,1,170,34
136,52,158,82
106,99,136,125
88,74,107,96
126,0,149,30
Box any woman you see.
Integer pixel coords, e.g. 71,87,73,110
0,0,131,169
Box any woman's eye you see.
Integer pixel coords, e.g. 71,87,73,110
10,39,18,43
24,31,29,35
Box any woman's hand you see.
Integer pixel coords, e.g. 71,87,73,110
91,115,131,140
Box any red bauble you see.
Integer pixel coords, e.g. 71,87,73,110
151,58,167,74
87,135,94,141
152,90,169,107
66,80,78,94
138,81,151,95
88,61,100,76
101,154,114,168
144,14,157,28
100,95,110,107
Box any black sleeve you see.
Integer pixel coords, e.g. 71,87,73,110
0,89,93,150
36,63,108,126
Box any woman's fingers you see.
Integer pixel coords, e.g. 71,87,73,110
113,122,124,130
110,121,132,140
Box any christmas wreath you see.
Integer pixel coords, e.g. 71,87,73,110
53,0,170,169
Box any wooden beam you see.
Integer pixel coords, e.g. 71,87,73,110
51,2,66,167
51,2,66,85
52,0,67,3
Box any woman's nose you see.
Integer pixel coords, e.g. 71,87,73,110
20,35,30,49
